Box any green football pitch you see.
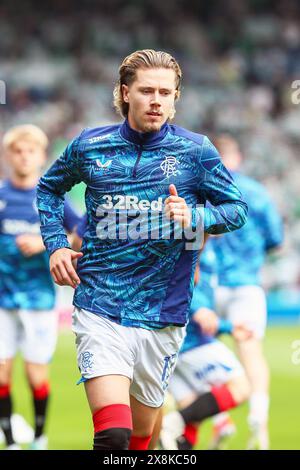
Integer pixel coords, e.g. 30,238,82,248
2,325,300,450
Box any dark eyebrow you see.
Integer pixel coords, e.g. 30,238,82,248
138,86,172,92
138,86,154,90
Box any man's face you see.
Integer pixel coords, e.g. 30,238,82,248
218,142,242,171
122,67,178,133
6,139,46,178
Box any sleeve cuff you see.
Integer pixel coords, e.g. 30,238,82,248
44,235,71,256
191,206,205,231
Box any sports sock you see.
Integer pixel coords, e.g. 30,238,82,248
32,382,50,438
93,404,132,450
129,434,152,450
248,392,269,428
176,423,199,450
183,423,198,446
180,385,237,424
0,385,15,445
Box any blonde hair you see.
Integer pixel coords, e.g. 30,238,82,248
113,49,182,118
3,124,48,151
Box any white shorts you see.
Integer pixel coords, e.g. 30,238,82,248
169,341,244,403
0,308,58,364
72,308,186,408
215,285,267,339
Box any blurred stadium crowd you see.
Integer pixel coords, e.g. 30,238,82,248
1,0,300,296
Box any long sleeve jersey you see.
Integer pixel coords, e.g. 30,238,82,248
37,119,247,329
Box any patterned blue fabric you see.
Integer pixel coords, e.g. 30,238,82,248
212,172,283,287
181,241,217,353
0,180,80,310
37,119,247,329
76,213,87,239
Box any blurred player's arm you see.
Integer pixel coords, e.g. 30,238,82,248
192,307,252,341
192,137,248,234
16,199,81,257
37,134,84,288
260,193,284,253
15,234,45,257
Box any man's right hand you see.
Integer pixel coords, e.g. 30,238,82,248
50,248,83,288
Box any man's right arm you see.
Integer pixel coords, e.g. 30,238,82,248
37,133,84,287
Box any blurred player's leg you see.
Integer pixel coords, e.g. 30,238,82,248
0,309,20,449
160,341,249,450
209,412,236,450
150,399,198,450
161,376,249,450
19,309,57,450
168,392,200,450
0,359,19,449
237,338,270,450
25,362,50,450
10,414,34,445
217,286,269,449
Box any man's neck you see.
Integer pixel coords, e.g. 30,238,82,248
127,115,143,133
120,118,169,147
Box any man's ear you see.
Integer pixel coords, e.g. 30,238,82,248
122,84,129,103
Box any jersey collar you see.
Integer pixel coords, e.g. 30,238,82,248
120,118,169,147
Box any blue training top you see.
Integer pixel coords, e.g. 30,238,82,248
37,119,247,329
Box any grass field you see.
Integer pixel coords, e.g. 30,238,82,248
3,325,300,450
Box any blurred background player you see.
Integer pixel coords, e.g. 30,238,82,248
159,240,251,450
0,125,80,450
211,135,284,450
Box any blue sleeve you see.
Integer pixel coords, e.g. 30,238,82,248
76,213,88,238
192,137,248,234
37,133,84,255
217,319,233,335
260,195,283,251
